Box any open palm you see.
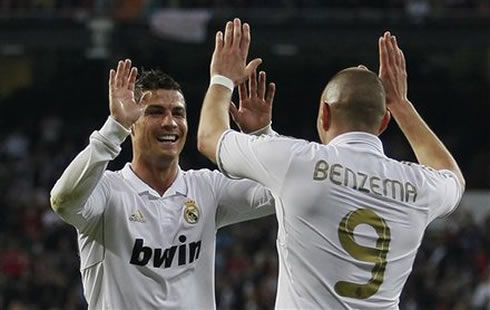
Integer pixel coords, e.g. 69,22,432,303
109,59,146,129
230,70,276,133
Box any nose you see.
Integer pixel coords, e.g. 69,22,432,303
161,114,177,128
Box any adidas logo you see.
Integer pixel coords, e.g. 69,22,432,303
129,210,146,223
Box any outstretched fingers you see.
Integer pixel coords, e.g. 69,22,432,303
265,82,276,107
240,23,251,61
232,18,242,50
114,60,125,88
399,49,407,72
113,59,133,89
125,59,132,86
385,33,398,68
109,69,116,89
128,67,138,92
391,36,403,68
257,71,266,99
224,21,233,49
391,36,407,72
248,70,258,99
378,36,387,72
215,31,224,54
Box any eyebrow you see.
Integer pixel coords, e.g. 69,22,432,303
145,105,186,113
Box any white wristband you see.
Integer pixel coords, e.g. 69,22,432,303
210,75,234,92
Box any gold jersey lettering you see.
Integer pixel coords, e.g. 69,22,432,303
313,160,418,203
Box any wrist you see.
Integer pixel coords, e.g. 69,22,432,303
388,99,414,116
248,122,273,135
210,75,235,92
111,115,132,130
101,116,131,144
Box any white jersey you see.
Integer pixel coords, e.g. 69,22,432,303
217,130,464,310
50,117,274,310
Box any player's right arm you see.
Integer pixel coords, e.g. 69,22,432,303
378,32,465,190
50,59,146,229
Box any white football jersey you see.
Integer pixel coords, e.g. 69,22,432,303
217,130,464,310
50,117,274,310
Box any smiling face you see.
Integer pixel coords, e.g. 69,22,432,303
131,89,188,168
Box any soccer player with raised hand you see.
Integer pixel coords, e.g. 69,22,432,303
50,56,277,309
198,20,465,309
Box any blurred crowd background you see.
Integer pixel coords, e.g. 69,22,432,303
0,1,489,309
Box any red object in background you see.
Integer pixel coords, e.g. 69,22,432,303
0,244,29,278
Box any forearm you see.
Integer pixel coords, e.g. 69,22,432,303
216,177,275,228
390,100,465,186
197,85,233,163
50,117,129,213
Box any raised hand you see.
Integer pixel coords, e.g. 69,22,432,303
378,31,408,109
230,70,276,133
109,59,148,129
210,18,262,85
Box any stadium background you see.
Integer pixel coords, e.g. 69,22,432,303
0,1,489,309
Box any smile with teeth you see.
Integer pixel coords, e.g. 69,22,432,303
157,134,178,143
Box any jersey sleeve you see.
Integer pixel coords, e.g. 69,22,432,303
211,170,275,229
216,130,303,192
50,116,130,233
420,166,465,222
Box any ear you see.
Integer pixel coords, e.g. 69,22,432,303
377,110,391,135
320,102,331,131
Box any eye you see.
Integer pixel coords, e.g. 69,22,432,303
173,108,186,118
145,107,164,116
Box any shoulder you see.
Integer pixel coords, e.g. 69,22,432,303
181,168,228,185
394,160,459,188
98,169,122,185
103,167,136,191
182,167,222,177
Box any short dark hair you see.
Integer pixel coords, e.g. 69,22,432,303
323,67,386,131
135,69,183,102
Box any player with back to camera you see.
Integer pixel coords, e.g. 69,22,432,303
49,55,277,309
197,18,465,309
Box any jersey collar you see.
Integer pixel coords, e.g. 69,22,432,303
121,163,188,198
328,132,384,154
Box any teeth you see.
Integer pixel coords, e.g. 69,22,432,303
157,135,177,142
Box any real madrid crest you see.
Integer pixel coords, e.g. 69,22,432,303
184,199,200,224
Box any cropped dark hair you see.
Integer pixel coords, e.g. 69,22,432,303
135,69,183,102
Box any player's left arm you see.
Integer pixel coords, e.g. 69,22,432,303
230,68,277,135
197,18,262,163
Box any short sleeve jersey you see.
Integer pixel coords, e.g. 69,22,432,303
217,130,464,310
53,118,274,310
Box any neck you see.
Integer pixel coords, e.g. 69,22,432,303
323,124,378,144
131,158,179,196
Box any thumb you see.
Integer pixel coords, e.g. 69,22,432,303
138,91,152,105
229,101,239,122
244,58,262,78
229,101,243,131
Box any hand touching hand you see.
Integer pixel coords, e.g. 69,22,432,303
230,70,276,133
109,59,149,129
210,18,262,85
378,32,409,110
